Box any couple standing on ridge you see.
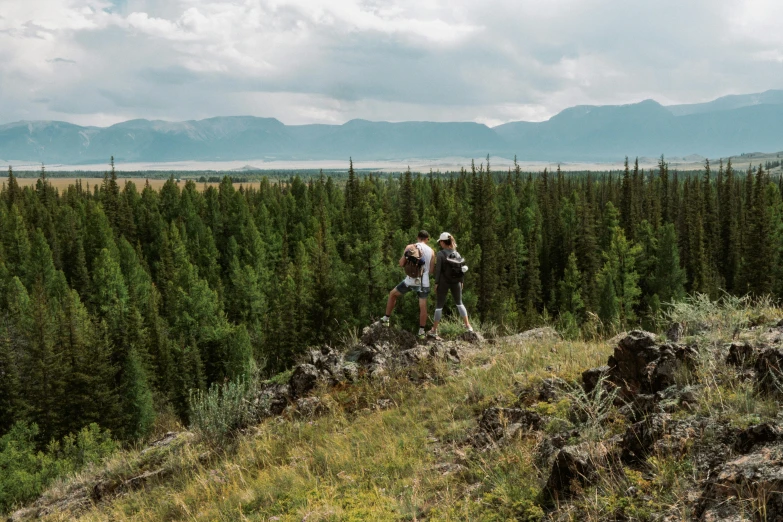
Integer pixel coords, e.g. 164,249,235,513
380,230,473,340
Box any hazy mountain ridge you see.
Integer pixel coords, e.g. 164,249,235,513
2,91,783,164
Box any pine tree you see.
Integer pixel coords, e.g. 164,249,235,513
702,159,720,291
621,157,632,236
598,227,642,326
558,252,584,319
652,223,687,305
742,165,774,295
597,265,619,332
5,166,21,209
399,167,417,231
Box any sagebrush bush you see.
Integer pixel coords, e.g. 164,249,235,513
188,377,257,445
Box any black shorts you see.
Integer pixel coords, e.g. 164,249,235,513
436,281,463,308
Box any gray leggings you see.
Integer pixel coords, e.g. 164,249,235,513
434,281,468,321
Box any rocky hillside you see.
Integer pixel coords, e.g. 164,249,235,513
8,302,783,521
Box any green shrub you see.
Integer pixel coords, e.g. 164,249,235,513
0,422,117,515
188,377,257,445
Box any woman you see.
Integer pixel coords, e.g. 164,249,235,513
429,232,473,340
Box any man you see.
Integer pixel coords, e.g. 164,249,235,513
380,230,434,337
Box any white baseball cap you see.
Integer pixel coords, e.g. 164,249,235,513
438,232,451,241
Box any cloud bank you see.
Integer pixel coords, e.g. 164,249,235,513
0,0,781,126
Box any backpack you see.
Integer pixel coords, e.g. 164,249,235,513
442,251,467,282
404,245,426,279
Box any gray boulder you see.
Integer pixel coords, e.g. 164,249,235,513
290,364,320,398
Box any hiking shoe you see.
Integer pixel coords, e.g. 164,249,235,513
417,331,426,339
427,332,442,341
380,319,390,327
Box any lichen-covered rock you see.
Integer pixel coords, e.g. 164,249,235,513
254,383,291,416
581,366,610,394
726,341,756,367
361,321,417,350
545,439,620,501
538,378,560,402
307,345,349,383
755,346,783,392
666,322,685,342
469,407,542,449
286,396,328,418
621,413,672,462
607,331,696,397
732,423,783,454
289,364,320,398
459,330,485,344
698,443,783,521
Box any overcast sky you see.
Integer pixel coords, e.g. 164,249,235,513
1,0,782,127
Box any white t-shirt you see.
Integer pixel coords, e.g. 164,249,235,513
404,242,434,288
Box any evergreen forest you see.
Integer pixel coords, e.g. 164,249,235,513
1,155,783,449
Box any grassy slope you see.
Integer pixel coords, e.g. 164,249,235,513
26,295,783,521
35,334,607,522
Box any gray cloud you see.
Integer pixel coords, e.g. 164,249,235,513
0,0,781,127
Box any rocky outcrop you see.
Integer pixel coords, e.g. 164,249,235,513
581,366,611,394
755,346,783,393
732,423,783,454
726,341,755,367
469,407,542,449
459,330,485,344
545,439,621,501
605,330,697,397
698,443,783,521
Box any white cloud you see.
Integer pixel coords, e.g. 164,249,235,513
0,0,781,126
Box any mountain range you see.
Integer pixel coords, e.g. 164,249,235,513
2,90,782,165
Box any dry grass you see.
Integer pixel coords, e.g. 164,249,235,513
30,336,609,521
25,294,783,521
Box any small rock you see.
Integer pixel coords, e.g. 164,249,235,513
459,330,485,344
621,413,671,462
288,396,327,418
726,342,755,367
538,378,560,402
140,431,194,455
697,443,783,521
361,322,417,350
581,366,610,394
254,383,291,416
666,322,685,342
375,398,394,410
545,439,620,501
755,346,783,392
733,423,783,454
289,364,320,398
342,362,359,383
